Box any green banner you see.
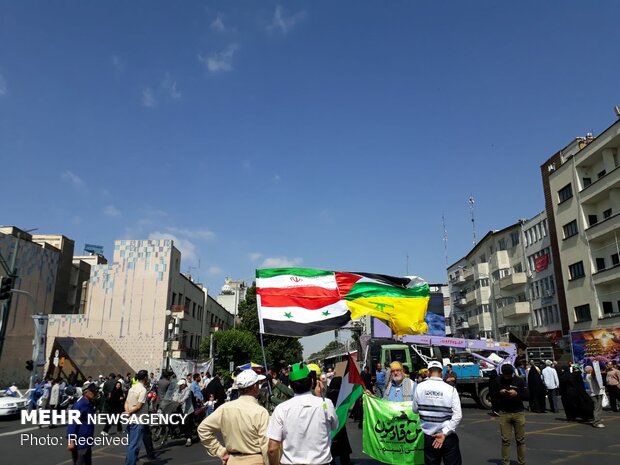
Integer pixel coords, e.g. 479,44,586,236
362,394,424,465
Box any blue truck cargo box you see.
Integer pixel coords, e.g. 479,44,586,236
446,363,481,379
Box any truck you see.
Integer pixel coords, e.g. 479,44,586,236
369,335,517,410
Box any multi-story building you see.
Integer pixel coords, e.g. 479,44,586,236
47,238,234,373
0,227,59,385
522,211,562,341
447,222,532,341
541,118,620,332
216,277,247,320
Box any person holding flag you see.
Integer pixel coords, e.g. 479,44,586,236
413,361,463,465
266,362,338,465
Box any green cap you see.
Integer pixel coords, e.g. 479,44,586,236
289,362,310,382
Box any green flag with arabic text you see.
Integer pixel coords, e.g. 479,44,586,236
362,394,425,465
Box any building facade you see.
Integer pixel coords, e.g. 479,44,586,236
0,228,59,385
522,211,562,341
46,239,234,373
542,119,620,332
216,277,247,320
447,222,532,341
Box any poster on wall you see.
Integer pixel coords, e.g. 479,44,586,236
570,327,620,365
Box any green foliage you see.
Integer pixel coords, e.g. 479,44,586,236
200,329,263,373
308,340,345,360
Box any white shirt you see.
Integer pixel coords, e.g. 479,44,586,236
267,392,338,465
412,377,462,436
541,366,559,389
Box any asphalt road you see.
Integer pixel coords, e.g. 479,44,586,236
0,399,618,465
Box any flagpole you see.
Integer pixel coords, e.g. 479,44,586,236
259,332,273,396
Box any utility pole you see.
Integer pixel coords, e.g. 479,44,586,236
442,213,449,267
469,196,477,246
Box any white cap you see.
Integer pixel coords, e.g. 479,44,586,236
99,374,104,378
545,360,553,366
178,378,187,386
428,361,443,370
235,369,266,389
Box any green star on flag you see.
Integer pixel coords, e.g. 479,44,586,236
284,312,293,318
322,311,330,316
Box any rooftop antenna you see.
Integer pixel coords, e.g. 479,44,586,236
442,212,448,266
469,196,477,245
406,253,409,275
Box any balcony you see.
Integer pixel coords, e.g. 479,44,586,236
170,304,188,319
457,320,470,330
586,212,620,243
502,302,531,318
579,165,620,205
453,297,467,307
450,274,466,285
477,314,493,331
463,268,474,282
465,290,477,305
467,315,479,327
592,264,620,287
499,272,528,290
473,263,489,279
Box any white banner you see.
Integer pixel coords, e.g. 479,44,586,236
33,315,49,366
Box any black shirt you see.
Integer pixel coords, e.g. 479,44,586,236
494,375,529,413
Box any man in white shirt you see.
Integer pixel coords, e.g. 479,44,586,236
413,361,463,465
541,360,560,413
124,369,149,465
267,362,338,465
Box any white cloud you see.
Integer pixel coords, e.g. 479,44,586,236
161,73,182,99
198,44,239,73
164,226,216,241
149,231,198,265
250,252,262,262
110,55,124,73
61,170,86,190
142,87,156,107
260,256,303,268
268,5,306,34
208,266,223,275
0,73,6,96
210,14,226,33
103,205,121,217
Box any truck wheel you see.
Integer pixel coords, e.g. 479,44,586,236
476,386,492,410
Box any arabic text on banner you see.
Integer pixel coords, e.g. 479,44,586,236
362,394,424,465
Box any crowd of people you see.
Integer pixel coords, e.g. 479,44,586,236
17,356,619,465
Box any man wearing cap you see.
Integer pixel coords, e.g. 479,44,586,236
198,369,270,465
173,378,195,447
413,361,463,465
67,382,98,465
124,369,149,465
383,361,417,402
541,360,559,413
267,362,338,465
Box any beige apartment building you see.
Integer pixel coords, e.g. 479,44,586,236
448,222,532,341
542,119,620,332
47,239,234,374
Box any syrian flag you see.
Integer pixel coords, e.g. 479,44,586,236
332,353,365,437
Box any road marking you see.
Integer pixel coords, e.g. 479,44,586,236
526,423,580,435
0,426,40,437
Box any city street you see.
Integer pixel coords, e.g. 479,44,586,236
1,399,619,465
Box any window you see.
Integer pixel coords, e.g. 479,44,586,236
511,231,520,247
574,304,591,322
603,301,614,315
582,177,591,188
563,220,578,239
597,169,606,179
612,253,619,266
498,238,507,251
603,208,612,219
541,220,547,237
569,261,585,280
172,293,177,305
596,257,606,272
588,215,598,227
558,183,573,203
514,263,523,273
480,254,486,263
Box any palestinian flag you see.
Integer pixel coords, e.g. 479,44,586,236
332,353,365,437
256,268,429,337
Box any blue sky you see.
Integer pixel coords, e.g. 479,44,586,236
1,1,619,355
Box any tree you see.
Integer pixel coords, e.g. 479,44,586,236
237,284,304,367
200,329,262,374
308,340,345,360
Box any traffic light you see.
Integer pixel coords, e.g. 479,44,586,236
0,276,14,300
25,360,34,371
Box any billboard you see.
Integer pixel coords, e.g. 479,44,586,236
372,291,446,338
570,327,620,365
